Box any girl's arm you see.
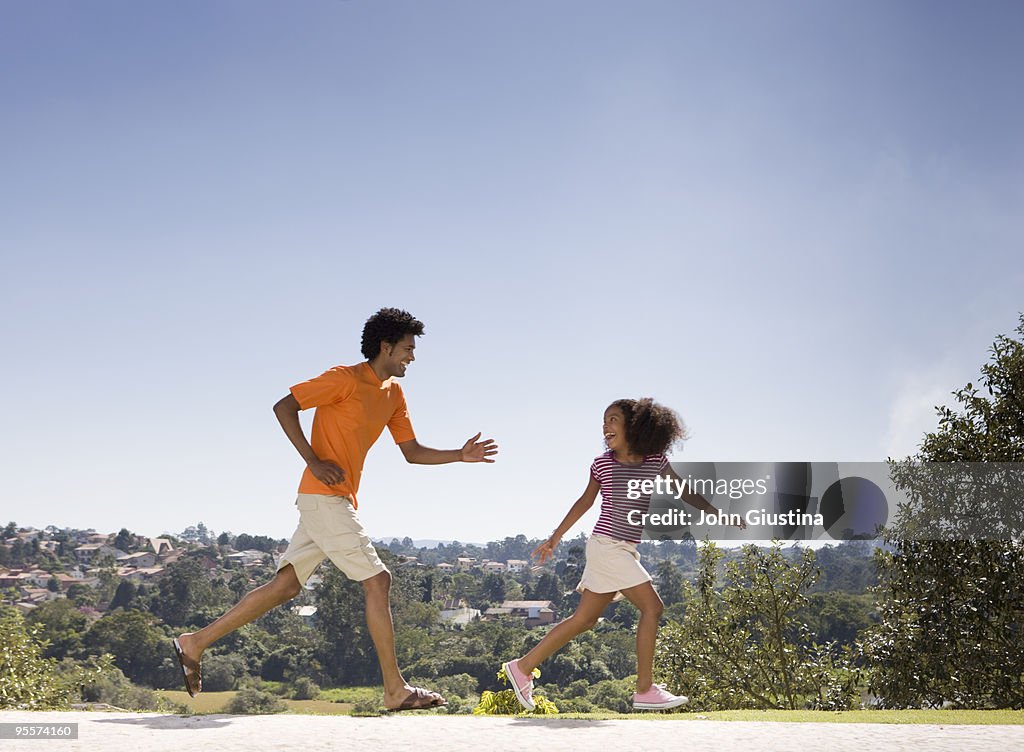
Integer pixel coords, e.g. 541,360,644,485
532,477,601,564
665,464,747,529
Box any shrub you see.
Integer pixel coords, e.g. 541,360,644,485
552,697,595,712
656,542,862,710
588,678,633,713
473,665,558,716
73,659,172,711
202,654,248,692
0,607,73,710
291,676,320,700
351,697,382,716
225,688,286,714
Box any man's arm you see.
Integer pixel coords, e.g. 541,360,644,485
398,433,498,465
272,393,347,487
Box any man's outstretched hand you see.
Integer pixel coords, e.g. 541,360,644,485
461,432,498,463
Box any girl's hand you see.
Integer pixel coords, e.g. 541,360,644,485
532,536,560,564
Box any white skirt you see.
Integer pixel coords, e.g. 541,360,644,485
576,534,652,602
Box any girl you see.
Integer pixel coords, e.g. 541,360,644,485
501,397,745,711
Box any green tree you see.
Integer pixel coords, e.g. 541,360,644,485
480,573,508,604
66,583,99,608
180,522,215,546
202,653,250,691
25,599,90,660
313,564,379,685
114,528,136,554
233,534,281,553
92,554,120,606
655,560,685,607
798,591,874,647
810,542,877,593
862,314,1024,709
526,572,564,607
449,572,480,605
9,539,27,567
227,570,251,600
109,580,139,611
210,623,272,677
556,543,585,611
154,555,230,626
83,609,170,687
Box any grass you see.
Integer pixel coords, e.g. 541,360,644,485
534,709,1024,724
150,691,1024,724
156,690,353,715
316,686,381,705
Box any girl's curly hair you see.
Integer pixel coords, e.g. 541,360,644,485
609,398,688,456
361,307,425,359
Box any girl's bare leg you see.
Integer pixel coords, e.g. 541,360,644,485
620,580,665,692
515,589,617,673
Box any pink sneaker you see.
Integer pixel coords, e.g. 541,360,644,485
502,660,535,711
632,683,689,710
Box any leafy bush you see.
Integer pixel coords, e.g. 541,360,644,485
0,607,74,709
552,697,595,712
656,542,862,710
587,678,633,713
202,653,248,692
24,599,89,660
82,608,171,687
68,657,181,712
350,697,382,716
473,665,558,715
291,676,320,700
225,688,286,714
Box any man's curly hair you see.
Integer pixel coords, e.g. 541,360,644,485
609,397,688,456
361,308,425,359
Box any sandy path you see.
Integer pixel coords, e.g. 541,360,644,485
2,711,1022,751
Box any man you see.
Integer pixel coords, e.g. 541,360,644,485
173,308,497,710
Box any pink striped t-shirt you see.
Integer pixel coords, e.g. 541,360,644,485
591,450,669,544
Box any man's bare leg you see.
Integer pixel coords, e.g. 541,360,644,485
362,570,444,709
176,564,302,671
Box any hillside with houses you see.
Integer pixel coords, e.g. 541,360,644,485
1,519,879,714
0,522,590,629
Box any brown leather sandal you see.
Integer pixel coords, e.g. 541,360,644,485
172,638,202,697
386,687,447,711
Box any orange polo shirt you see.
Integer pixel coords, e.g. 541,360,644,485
290,361,415,508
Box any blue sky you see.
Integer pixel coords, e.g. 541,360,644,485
2,1,1022,545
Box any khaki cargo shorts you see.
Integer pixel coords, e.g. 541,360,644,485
276,493,388,584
